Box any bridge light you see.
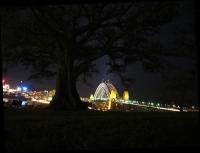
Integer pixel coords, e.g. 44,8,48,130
123,90,129,102
89,94,94,103
110,90,117,100
108,90,117,110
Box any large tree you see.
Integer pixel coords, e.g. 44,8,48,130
161,69,197,111
161,19,197,111
2,2,189,110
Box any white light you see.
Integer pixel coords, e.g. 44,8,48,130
192,106,195,109
17,87,22,91
8,89,16,93
3,98,9,102
48,97,52,101
21,101,27,106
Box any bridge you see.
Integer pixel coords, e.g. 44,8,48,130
90,81,180,112
94,81,119,100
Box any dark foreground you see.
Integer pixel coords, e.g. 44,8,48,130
4,107,200,152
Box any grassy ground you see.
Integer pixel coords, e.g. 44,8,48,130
3,107,200,152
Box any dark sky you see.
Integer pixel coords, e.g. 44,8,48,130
2,1,198,104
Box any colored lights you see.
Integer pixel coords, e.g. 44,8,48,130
21,101,27,107
22,86,28,91
16,86,28,91
17,87,22,91
3,84,10,90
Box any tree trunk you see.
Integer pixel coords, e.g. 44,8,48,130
49,65,87,110
49,34,88,110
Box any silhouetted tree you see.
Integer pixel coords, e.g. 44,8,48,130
161,20,197,111
162,69,197,111
2,2,190,110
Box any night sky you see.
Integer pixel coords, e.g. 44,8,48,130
2,1,198,104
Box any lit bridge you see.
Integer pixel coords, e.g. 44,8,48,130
90,81,180,112
94,81,119,101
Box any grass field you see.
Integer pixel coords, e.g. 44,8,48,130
3,107,200,152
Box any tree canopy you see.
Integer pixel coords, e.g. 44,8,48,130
2,2,183,79
2,2,196,109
